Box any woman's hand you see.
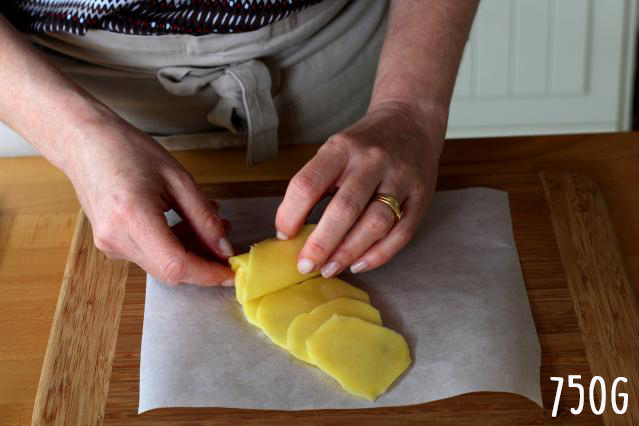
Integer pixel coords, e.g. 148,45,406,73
274,0,477,277
63,108,235,286
275,101,445,277
0,14,234,286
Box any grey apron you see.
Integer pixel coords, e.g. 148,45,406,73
29,0,389,165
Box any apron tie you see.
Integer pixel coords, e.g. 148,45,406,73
156,60,278,166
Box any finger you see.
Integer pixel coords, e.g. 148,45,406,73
110,237,189,286
320,185,406,278
138,246,234,287
172,205,232,258
95,221,194,287
297,166,382,274
129,208,234,286
172,221,220,261
275,143,348,240
166,173,233,258
349,193,428,274
175,200,220,215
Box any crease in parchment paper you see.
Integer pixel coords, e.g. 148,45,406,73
138,188,542,413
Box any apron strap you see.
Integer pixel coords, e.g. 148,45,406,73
156,60,278,166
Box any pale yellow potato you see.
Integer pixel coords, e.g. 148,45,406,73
234,265,260,326
256,277,370,348
234,267,247,304
242,298,261,327
287,298,382,363
228,252,249,272
229,253,249,303
228,224,319,304
244,224,318,301
307,315,411,401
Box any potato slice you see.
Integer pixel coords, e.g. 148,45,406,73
287,298,381,363
228,252,249,272
242,298,261,326
256,277,369,348
307,315,411,401
229,253,249,304
234,266,247,304
230,253,261,325
228,224,319,304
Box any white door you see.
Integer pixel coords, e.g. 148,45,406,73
447,0,637,138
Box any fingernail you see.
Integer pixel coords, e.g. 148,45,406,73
276,230,289,240
218,237,234,257
321,261,340,278
350,260,368,274
221,278,235,287
297,258,315,274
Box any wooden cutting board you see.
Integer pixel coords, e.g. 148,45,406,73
31,172,639,425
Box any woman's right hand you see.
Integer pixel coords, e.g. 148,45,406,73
0,13,232,286
62,107,235,286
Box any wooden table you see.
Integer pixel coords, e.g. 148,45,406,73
1,132,638,425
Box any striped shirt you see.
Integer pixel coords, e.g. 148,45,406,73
1,0,324,35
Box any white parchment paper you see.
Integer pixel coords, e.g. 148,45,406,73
139,188,541,413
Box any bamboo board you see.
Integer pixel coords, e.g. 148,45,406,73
32,172,639,425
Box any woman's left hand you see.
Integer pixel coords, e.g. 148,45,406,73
275,101,445,277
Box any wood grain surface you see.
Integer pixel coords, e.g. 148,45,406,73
31,212,129,426
2,133,639,425
540,172,639,425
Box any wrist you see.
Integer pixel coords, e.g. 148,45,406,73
367,99,447,156
48,96,122,176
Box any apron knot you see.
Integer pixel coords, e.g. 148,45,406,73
157,60,278,166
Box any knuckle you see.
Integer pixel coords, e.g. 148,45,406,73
160,256,186,284
172,169,196,190
331,191,361,220
365,211,394,235
325,133,355,153
200,208,222,234
176,168,195,185
306,237,331,258
290,171,321,197
391,169,411,186
364,145,386,164
110,192,136,218
412,181,429,197
334,246,358,264
93,226,115,252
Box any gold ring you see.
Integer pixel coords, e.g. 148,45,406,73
373,193,403,222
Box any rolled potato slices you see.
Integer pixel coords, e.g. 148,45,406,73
229,225,320,304
228,253,249,303
228,226,410,400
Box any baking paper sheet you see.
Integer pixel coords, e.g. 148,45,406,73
139,188,541,412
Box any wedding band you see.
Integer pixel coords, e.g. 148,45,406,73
373,193,403,222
